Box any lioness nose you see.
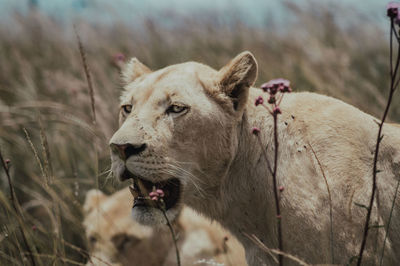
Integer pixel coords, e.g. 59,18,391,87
110,143,147,160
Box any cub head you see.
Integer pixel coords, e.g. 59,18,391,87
83,189,155,265
109,52,258,225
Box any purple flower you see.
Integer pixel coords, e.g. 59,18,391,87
255,96,264,106
261,78,291,95
279,186,284,192
252,127,260,136
156,189,165,197
149,191,158,197
387,2,400,24
149,189,165,201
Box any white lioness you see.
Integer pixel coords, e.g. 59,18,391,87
109,52,400,265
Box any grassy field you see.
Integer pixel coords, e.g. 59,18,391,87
0,3,398,265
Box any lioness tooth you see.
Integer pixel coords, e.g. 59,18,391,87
129,185,138,197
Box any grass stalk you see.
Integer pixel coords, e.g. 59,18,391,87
74,25,96,125
0,149,37,266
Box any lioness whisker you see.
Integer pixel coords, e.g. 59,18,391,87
161,165,207,198
159,168,206,198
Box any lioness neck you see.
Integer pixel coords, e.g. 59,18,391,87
222,107,278,252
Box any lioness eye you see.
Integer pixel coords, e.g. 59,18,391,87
167,104,187,114
122,104,132,114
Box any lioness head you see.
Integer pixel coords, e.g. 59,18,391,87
109,52,258,225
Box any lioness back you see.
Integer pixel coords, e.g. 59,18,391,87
245,89,400,264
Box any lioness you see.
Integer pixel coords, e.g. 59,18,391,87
109,52,400,265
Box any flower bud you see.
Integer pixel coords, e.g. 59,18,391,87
387,2,400,24
156,189,165,197
252,127,260,136
255,96,264,106
268,96,276,104
149,191,158,197
273,107,282,115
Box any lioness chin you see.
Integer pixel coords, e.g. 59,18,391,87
109,52,400,265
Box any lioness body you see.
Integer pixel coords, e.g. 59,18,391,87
109,52,400,265
222,90,400,265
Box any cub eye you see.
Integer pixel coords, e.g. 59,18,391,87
121,104,132,114
167,104,188,115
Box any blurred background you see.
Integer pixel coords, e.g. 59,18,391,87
0,0,398,265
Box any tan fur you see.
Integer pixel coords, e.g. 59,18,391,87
109,52,400,265
83,188,246,266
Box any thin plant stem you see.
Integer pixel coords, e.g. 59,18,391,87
0,150,37,266
391,19,394,79
379,177,400,266
159,202,181,266
356,17,399,266
243,233,310,266
272,112,283,266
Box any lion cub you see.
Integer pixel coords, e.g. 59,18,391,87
83,188,247,266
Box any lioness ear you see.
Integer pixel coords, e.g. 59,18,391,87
122,58,151,84
218,51,258,112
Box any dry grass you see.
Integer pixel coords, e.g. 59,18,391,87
0,3,398,265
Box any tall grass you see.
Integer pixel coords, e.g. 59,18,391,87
0,4,398,265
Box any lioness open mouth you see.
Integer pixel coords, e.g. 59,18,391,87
122,169,181,211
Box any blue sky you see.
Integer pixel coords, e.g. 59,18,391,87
0,0,388,28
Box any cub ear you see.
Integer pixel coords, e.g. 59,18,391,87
122,58,151,84
218,51,258,112
83,189,106,215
